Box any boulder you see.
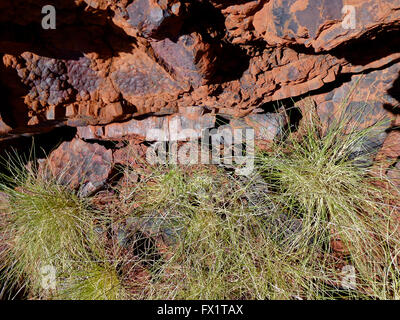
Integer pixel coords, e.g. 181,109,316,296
48,138,113,190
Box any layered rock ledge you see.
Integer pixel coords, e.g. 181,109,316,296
0,0,399,178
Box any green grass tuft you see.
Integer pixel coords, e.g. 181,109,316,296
0,154,111,299
57,262,126,300
256,103,400,299
1,98,399,300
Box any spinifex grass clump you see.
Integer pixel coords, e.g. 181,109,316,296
118,165,333,299
116,98,400,299
0,154,104,298
256,104,400,299
1,98,399,300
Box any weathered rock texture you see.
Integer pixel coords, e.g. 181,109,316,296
1,1,400,166
48,137,113,190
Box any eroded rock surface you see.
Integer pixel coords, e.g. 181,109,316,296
48,138,113,191
0,0,399,177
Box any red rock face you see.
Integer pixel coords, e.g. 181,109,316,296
254,0,400,51
0,0,399,158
